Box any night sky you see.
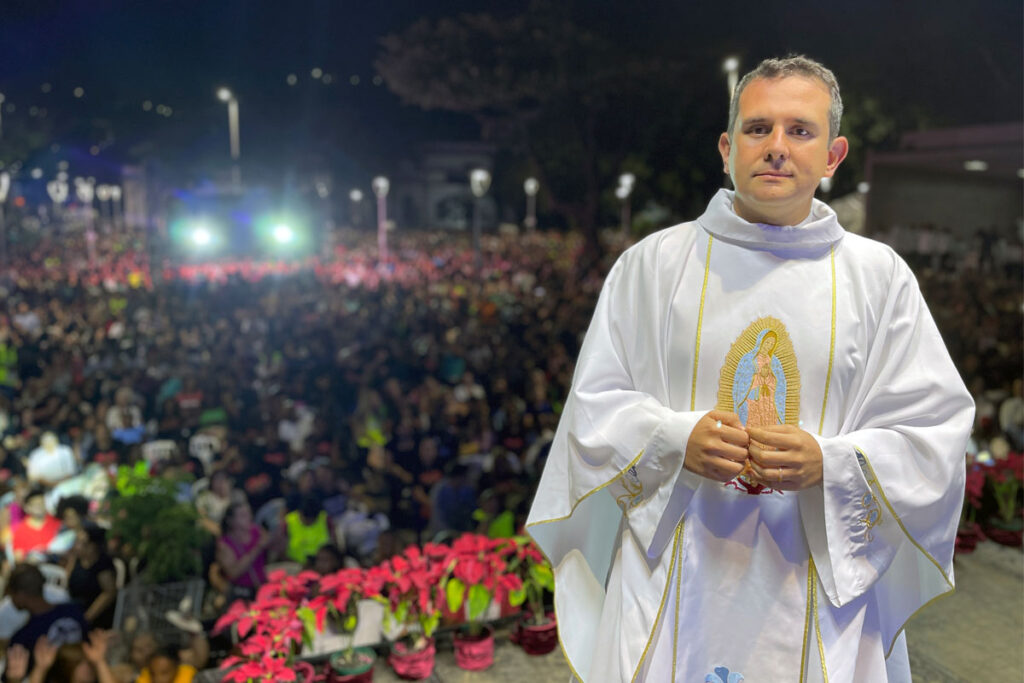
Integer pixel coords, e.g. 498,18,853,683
0,0,1020,187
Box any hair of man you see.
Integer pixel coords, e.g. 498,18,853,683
727,54,843,143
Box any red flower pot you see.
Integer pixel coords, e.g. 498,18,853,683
955,522,984,554
514,612,558,655
294,660,317,682
388,638,435,680
984,519,1024,547
453,625,495,671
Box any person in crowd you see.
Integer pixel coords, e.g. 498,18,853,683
9,487,62,563
64,523,117,628
26,432,79,488
284,494,331,565
4,631,118,683
134,644,196,683
194,470,238,535
7,564,89,652
214,499,277,599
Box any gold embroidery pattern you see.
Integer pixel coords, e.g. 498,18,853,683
614,464,645,512
717,316,801,425
854,451,883,543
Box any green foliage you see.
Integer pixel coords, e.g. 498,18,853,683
445,578,466,614
467,584,490,622
109,465,210,584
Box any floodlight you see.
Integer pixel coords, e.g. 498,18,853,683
273,224,294,244
191,226,213,246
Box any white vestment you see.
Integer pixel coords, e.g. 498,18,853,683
527,190,974,682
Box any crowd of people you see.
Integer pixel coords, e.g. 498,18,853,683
0,209,1018,681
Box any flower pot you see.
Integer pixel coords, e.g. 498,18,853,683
294,660,317,682
453,625,495,671
984,518,1023,547
328,647,376,683
955,522,984,554
514,612,558,655
388,638,435,680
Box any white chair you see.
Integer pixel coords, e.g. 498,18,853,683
112,557,127,589
38,563,68,590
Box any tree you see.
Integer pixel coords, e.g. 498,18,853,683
376,6,701,256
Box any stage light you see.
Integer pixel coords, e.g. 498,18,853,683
190,225,213,246
273,224,294,244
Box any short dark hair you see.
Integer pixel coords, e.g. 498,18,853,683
57,495,90,520
728,54,843,143
7,563,45,598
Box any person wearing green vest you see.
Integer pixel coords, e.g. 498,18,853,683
284,495,331,565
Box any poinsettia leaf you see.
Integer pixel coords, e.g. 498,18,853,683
296,606,318,646
467,583,491,622
508,586,527,606
530,564,554,592
394,600,409,625
344,613,358,631
421,610,440,639
446,577,466,613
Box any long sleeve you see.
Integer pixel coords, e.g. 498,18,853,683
798,255,973,646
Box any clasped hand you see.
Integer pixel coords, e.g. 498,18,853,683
683,410,823,491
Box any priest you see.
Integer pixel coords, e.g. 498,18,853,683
527,55,973,682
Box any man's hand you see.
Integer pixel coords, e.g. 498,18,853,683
684,411,749,482
746,424,823,491
5,644,29,681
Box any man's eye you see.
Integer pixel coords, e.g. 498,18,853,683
791,128,810,136
747,126,768,135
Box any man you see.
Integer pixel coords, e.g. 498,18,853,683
6,563,88,652
527,56,973,682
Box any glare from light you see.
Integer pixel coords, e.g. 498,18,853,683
191,227,212,246
372,76,383,86
349,189,364,202
818,177,833,193
372,176,390,199
273,224,294,244
73,87,84,98
349,75,360,86
90,146,100,156
57,160,69,171
311,68,323,79
618,173,636,190
56,171,68,182
963,160,988,172
857,182,870,193
30,168,43,179
322,74,333,84
1017,169,1024,180
524,177,539,196
286,74,298,86
41,83,51,93
217,87,233,102
723,56,740,73
615,185,630,200
469,169,491,198
142,100,153,111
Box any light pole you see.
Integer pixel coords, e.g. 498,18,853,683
371,177,389,263
723,56,740,101
75,178,96,267
469,168,491,270
96,184,112,231
349,189,364,229
109,185,123,231
217,87,241,190
0,172,9,267
523,177,539,231
616,173,635,235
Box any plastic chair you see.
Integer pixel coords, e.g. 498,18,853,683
38,563,68,589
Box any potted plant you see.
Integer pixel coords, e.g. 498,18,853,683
213,570,321,682
376,543,451,680
314,567,377,682
441,534,523,671
983,451,1024,546
109,462,210,584
506,536,557,655
956,464,987,554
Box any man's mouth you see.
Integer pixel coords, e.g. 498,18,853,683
754,171,792,178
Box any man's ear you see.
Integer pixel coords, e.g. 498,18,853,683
718,132,732,175
824,136,849,177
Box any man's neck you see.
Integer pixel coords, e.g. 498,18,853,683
732,196,812,227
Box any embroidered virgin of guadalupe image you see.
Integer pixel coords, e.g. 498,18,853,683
717,316,801,493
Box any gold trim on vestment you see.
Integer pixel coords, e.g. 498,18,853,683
671,520,684,681
631,521,684,683
716,316,801,425
799,560,813,683
812,559,829,683
526,449,646,529
817,248,836,435
853,447,955,658
691,236,713,411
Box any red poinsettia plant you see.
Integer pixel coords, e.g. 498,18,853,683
375,542,453,651
214,570,322,682
441,534,524,637
985,451,1024,523
505,535,554,626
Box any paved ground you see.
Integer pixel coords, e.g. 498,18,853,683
357,541,1022,682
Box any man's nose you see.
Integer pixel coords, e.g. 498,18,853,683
763,127,788,165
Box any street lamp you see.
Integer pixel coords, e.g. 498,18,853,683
0,171,9,266
523,177,539,231
217,87,241,190
723,56,740,101
469,168,491,270
371,176,390,263
616,173,635,235
348,188,364,229
75,178,97,266
109,185,123,230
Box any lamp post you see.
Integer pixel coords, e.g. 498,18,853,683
96,184,112,231
616,173,635,236
523,177,539,231
371,176,389,263
469,168,491,270
217,88,241,190
723,56,740,101
349,188,364,229
0,172,9,267
75,178,96,267
109,185,123,231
